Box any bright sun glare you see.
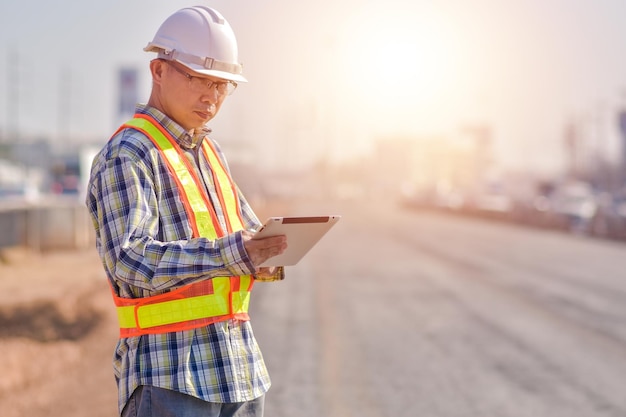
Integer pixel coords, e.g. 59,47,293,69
352,27,445,100
336,5,461,133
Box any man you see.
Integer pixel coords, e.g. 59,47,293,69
86,6,287,417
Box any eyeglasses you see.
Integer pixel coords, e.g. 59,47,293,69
166,62,238,96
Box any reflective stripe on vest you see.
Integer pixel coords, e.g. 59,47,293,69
111,114,254,337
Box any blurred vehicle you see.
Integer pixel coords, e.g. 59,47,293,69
532,181,599,234
589,188,626,240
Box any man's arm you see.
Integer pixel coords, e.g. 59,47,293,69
88,147,256,294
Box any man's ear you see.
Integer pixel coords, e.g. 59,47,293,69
150,59,166,85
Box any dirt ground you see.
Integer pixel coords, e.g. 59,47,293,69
0,247,119,417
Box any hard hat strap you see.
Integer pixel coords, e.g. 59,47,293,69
157,49,243,75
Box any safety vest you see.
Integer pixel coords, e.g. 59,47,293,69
111,113,254,338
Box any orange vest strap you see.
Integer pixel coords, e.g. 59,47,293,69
113,276,254,337
201,140,245,233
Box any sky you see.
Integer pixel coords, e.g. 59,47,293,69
2,0,626,175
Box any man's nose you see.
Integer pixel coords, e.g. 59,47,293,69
200,86,220,103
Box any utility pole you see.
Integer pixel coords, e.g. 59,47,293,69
564,120,579,180
6,46,19,143
618,108,626,185
58,68,71,144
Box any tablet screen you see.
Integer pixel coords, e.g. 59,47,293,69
252,215,341,267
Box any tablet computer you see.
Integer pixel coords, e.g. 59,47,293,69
252,215,341,267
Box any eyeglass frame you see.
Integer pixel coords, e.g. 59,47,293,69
164,60,238,96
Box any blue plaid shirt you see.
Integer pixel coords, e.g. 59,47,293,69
86,104,273,414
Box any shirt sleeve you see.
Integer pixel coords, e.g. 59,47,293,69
87,142,257,294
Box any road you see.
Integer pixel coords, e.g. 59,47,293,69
251,199,626,417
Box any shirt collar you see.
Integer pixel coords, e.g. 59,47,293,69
135,104,212,150
187,126,212,149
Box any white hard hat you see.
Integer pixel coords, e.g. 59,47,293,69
144,6,247,83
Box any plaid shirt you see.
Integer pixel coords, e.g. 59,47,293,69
86,104,274,414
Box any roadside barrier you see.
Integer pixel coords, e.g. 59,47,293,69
0,196,93,252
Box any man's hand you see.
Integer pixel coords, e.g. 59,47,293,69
242,230,287,269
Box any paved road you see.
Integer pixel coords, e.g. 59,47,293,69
251,199,626,417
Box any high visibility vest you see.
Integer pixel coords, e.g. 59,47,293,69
110,113,254,338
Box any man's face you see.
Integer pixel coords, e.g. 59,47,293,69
157,60,229,131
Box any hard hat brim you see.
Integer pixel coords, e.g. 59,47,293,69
183,63,248,83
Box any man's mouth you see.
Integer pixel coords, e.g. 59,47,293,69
195,111,211,119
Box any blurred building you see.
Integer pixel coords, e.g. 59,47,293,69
117,67,140,127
